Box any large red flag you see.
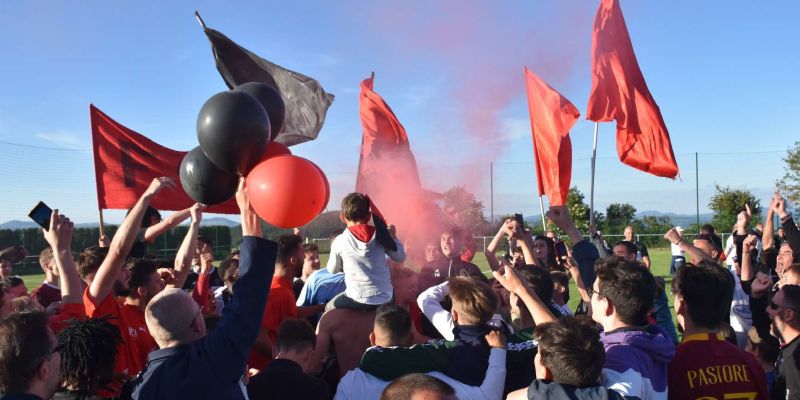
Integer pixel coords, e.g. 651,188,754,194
355,73,422,194
524,67,579,206
356,74,448,248
90,105,238,214
586,0,679,178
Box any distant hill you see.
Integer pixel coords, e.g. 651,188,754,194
0,220,40,229
635,211,713,228
201,217,240,227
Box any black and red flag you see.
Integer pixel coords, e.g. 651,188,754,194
90,104,238,213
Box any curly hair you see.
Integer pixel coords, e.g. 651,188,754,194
57,317,122,395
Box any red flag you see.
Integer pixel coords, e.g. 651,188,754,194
586,0,679,178
356,73,422,194
90,105,238,214
524,67,579,206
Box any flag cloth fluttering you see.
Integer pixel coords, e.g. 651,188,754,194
524,67,579,206
91,105,238,213
356,73,422,195
202,26,334,147
586,0,679,178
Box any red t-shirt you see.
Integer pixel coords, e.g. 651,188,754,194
83,290,155,394
247,276,298,370
48,303,86,334
668,332,768,400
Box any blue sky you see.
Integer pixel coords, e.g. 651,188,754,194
0,1,797,224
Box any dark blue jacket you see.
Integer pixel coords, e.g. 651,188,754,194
128,237,277,399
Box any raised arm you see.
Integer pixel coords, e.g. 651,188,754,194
485,220,511,271
762,198,776,251
385,224,406,262
142,208,191,243
89,177,174,302
170,203,206,289
547,206,599,287
510,222,538,268
493,266,555,325
203,178,277,383
741,234,759,282
417,281,456,341
664,228,712,265
44,210,82,305
565,257,591,303
774,192,800,257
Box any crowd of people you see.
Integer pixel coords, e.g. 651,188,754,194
0,177,799,400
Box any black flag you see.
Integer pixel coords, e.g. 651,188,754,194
200,20,335,146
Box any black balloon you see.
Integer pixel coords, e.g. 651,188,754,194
235,82,286,141
196,90,271,174
179,147,239,205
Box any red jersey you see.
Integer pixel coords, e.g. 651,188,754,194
48,303,86,334
84,290,155,394
247,276,298,370
668,332,768,400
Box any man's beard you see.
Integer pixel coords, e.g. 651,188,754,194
114,280,131,297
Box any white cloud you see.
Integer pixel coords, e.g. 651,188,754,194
403,84,437,108
500,117,530,141
35,131,84,149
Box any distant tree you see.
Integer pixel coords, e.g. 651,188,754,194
633,215,674,248
301,211,346,240
708,185,762,232
547,187,591,235
605,203,637,234
443,186,490,235
777,141,800,209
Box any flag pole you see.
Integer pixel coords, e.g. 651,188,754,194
589,122,599,227
538,196,547,232
194,11,207,29
98,208,105,238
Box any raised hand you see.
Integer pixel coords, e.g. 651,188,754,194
736,204,752,234
664,228,681,244
484,330,507,349
236,178,262,238
144,177,176,198
98,234,110,248
773,192,788,218
492,265,529,295
199,252,214,274
190,203,207,224
743,234,758,253
44,209,74,251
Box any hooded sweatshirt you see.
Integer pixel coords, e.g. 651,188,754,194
601,325,675,400
527,380,625,400
326,227,405,305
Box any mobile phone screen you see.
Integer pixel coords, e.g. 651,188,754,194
555,241,568,258
28,201,52,230
514,213,524,227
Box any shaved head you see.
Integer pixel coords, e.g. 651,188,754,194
145,288,204,347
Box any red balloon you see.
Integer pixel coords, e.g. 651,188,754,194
309,161,330,214
246,155,328,228
258,142,291,163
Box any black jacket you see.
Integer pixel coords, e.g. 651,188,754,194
127,237,277,399
526,380,624,400
247,359,329,400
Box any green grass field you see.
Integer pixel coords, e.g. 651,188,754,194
18,248,677,326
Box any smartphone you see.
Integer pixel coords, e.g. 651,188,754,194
514,213,524,227
28,201,53,230
555,241,568,259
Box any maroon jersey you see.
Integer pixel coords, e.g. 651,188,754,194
31,282,61,308
669,333,768,400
